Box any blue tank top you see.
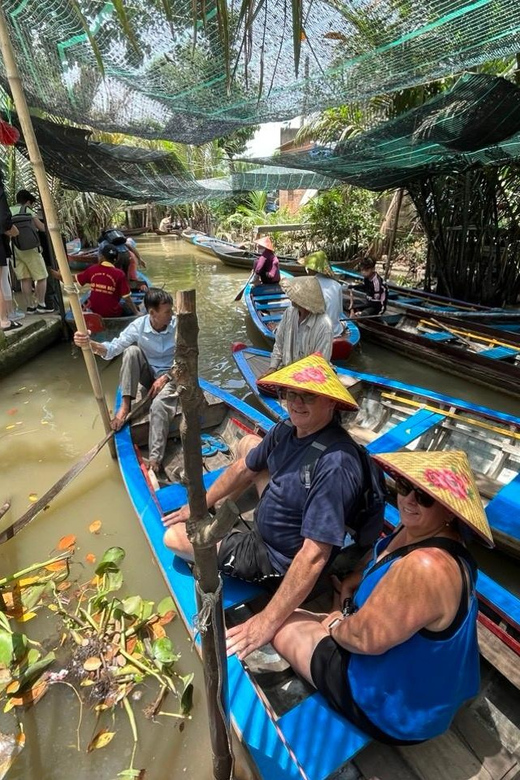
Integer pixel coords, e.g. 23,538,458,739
348,532,480,741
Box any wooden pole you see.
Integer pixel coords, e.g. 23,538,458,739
173,289,236,780
383,187,404,280
0,8,115,457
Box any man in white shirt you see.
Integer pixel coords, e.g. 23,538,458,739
268,276,333,372
299,251,344,338
74,288,176,472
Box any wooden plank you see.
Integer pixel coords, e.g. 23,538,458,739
453,707,519,780
256,223,311,234
477,623,520,691
398,729,494,780
354,742,419,780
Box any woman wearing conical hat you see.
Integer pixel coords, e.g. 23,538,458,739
253,235,280,285
272,450,493,745
299,250,344,338
264,275,333,375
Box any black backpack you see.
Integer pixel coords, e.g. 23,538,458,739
274,420,387,549
101,228,127,246
11,205,41,251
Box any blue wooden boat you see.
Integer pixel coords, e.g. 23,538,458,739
64,271,150,342
245,280,361,361
234,345,520,560
115,377,520,777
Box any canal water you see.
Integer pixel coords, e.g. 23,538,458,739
0,235,518,778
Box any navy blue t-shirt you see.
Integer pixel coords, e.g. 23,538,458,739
245,421,363,574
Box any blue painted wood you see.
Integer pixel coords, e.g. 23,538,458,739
485,472,520,543
478,346,519,360
367,409,445,453
157,468,227,513
261,314,283,323
255,301,290,311
421,331,457,342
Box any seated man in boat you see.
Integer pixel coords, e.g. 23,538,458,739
73,288,176,472
270,449,493,744
299,250,344,338
52,243,140,318
261,276,333,377
253,236,280,285
351,257,387,317
159,215,173,233
163,354,385,657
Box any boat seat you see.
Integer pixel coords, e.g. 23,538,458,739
478,346,519,360
421,331,457,342
255,301,290,311
261,314,283,323
156,467,227,513
484,472,520,544
367,408,446,454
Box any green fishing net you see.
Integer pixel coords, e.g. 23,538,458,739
2,0,520,144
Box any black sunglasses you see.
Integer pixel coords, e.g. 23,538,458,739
394,477,435,508
277,388,318,404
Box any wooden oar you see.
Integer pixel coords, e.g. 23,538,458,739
430,318,478,351
234,271,255,302
0,390,152,545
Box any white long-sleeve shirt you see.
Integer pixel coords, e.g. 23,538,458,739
101,315,176,376
270,307,333,369
316,275,344,338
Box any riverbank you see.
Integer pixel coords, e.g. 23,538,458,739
0,315,62,377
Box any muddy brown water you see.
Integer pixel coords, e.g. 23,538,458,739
0,236,518,778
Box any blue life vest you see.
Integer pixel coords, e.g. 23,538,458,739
348,532,480,742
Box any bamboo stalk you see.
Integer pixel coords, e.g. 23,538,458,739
0,8,115,457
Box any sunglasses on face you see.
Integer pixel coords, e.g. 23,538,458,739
277,388,318,404
394,477,435,508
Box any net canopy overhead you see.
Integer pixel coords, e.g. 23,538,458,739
245,75,520,191
10,115,331,202
2,0,520,144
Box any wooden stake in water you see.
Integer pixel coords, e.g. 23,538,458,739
173,289,237,780
0,8,115,457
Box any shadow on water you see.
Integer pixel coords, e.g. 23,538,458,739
0,236,519,776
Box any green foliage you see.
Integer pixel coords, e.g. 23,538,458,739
303,186,379,247
216,190,296,244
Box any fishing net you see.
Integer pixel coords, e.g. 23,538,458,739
2,0,520,144
246,75,520,190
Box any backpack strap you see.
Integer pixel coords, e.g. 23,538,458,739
365,536,477,586
299,425,350,488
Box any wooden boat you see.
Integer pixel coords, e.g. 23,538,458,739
123,226,149,236
67,247,98,272
234,344,520,560
353,312,520,397
339,268,520,325
212,245,307,275
115,378,520,779
244,280,360,361
64,272,149,342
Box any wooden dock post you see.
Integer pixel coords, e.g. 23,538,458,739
173,289,238,780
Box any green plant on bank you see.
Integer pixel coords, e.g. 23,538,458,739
216,190,299,247
303,187,380,258
0,542,192,779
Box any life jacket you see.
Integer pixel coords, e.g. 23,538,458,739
11,206,41,251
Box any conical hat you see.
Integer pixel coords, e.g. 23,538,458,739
373,450,494,547
280,275,326,314
258,353,359,411
298,250,335,278
255,236,274,251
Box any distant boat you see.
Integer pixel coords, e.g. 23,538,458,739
245,280,360,361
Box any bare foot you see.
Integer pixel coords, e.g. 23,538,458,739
111,408,128,431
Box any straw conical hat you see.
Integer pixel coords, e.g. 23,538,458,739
280,275,326,314
298,250,335,278
373,450,494,547
255,236,274,251
258,353,359,411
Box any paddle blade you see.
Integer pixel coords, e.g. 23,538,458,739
231,342,247,353
332,338,354,361
233,285,247,302
82,312,105,334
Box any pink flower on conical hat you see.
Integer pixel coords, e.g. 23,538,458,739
291,366,328,384
424,467,472,501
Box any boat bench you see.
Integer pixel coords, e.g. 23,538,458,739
421,331,457,342
367,408,446,454
478,346,519,360
484,471,520,543
255,300,290,311
156,467,227,514
261,314,283,323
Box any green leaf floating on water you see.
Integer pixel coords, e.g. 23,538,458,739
0,631,27,668
180,673,194,715
157,596,175,617
95,547,125,576
152,637,179,667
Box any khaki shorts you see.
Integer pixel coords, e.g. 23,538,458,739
13,247,47,281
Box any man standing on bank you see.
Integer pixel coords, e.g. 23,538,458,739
10,190,54,314
74,288,176,473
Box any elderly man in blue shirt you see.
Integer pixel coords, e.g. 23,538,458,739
74,288,176,472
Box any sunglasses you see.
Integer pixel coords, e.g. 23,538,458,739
394,477,435,508
277,388,318,404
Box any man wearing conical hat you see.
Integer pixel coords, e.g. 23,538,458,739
253,235,280,285
299,250,345,338
163,353,385,659
262,275,334,376
272,449,492,745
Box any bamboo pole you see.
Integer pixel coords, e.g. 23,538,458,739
0,8,115,457
173,289,235,780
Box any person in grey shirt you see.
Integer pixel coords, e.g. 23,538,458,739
266,276,333,373
74,288,177,472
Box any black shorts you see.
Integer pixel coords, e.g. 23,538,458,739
310,636,424,746
355,302,383,316
217,527,281,583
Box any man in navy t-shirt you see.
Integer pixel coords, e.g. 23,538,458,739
163,354,383,659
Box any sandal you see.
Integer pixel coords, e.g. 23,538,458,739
1,321,22,332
